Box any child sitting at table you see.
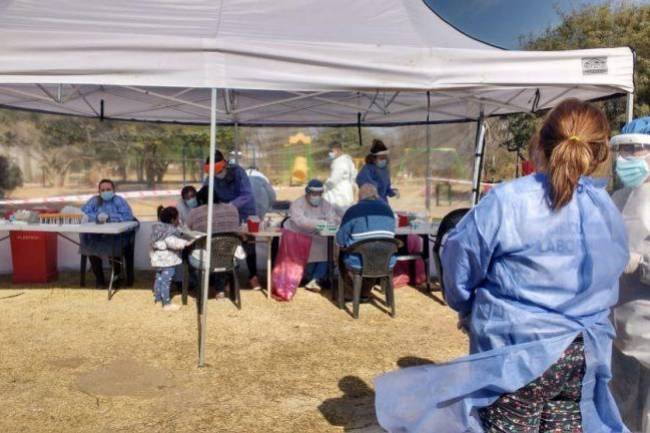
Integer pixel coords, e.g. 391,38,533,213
150,206,190,311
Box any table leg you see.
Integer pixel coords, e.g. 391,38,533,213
107,259,115,301
266,239,272,299
328,237,335,300
182,261,189,305
423,235,431,291
80,255,87,287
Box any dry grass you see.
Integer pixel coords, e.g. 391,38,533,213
0,273,467,433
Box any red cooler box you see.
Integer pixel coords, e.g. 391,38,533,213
10,231,58,283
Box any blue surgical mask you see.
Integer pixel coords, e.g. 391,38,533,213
216,170,227,180
100,191,114,201
307,196,322,207
616,155,650,188
185,197,198,208
328,151,337,160
376,159,388,169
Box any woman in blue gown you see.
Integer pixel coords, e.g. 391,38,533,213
375,99,630,433
80,179,135,288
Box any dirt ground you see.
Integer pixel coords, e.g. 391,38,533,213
0,273,467,433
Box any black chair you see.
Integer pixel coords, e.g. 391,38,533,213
337,238,402,319
432,208,470,301
191,233,243,309
80,220,139,300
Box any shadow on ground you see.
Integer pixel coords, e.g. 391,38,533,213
319,376,381,432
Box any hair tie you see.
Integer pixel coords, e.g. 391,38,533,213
568,135,581,142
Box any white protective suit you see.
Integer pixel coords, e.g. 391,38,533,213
284,196,338,263
611,182,650,433
323,154,357,215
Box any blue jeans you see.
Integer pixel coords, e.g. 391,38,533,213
154,267,175,305
304,262,329,282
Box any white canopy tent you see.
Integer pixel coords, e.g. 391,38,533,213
0,0,635,365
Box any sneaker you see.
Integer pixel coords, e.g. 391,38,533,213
215,290,226,299
162,304,181,312
305,279,322,292
248,276,261,290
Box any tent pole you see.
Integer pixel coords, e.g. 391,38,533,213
626,92,634,124
199,88,218,367
425,91,432,214
234,122,240,163
471,109,486,206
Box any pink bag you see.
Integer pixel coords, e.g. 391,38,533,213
272,229,313,301
392,234,426,288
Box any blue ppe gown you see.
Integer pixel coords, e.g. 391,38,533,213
80,195,135,257
356,163,396,203
375,173,630,433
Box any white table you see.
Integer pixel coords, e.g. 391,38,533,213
186,224,441,302
0,221,139,299
245,230,281,299
0,221,138,235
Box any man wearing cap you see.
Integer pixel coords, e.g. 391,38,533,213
285,179,339,292
356,139,399,203
202,150,256,222
203,150,260,288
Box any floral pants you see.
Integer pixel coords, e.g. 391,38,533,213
154,267,176,305
480,337,586,433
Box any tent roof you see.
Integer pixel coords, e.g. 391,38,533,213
0,0,635,125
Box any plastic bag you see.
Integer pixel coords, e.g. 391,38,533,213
272,229,312,301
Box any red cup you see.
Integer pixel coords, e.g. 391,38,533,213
398,214,409,227
247,219,260,233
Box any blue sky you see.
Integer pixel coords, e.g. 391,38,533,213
425,0,636,49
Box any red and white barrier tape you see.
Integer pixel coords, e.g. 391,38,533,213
0,189,179,206
0,178,495,206
427,176,493,187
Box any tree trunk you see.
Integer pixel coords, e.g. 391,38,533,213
118,164,128,182
56,170,67,187
136,158,144,182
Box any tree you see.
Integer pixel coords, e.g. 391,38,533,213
0,155,23,198
522,3,650,126
35,118,97,187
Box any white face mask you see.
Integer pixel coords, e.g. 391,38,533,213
215,170,227,180
328,151,337,160
307,195,322,207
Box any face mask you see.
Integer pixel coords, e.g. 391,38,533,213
376,159,388,169
185,197,198,208
328,151,337,160
616,155,650,188
100,191,114,201
216,170,227,180
307,196,322,207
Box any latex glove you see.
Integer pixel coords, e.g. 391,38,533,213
625,252,643,274
314,220,327,234
97,212,109,224
392,188,400,199
640,255,650,286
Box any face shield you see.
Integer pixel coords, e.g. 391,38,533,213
611,134,650,189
